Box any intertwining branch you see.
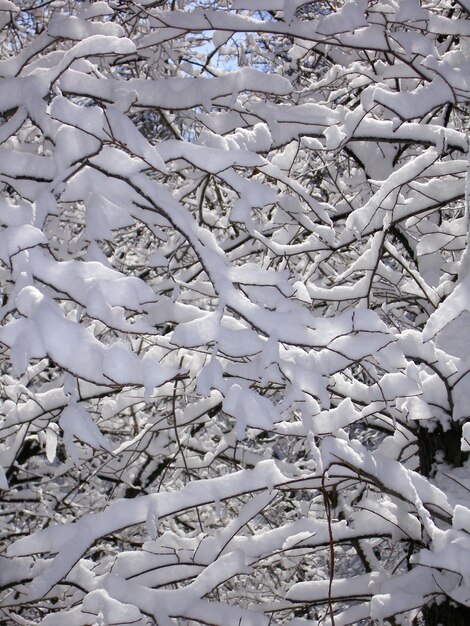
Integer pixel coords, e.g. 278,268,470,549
0,1,469,624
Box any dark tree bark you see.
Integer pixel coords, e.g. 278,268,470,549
418,419,470,625
418,421,469,478
422,597,470,626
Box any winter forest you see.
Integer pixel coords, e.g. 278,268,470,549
1,0,470,624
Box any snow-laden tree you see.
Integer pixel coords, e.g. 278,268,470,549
1,1,470,624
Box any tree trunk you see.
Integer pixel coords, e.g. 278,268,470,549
422,599,470,626
417,421,468,478
418,420,470,626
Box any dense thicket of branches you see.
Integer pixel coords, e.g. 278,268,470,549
1,1,469,624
